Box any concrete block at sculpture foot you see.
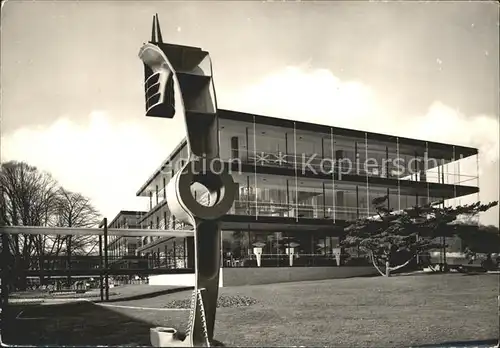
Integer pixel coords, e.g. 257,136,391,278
150,327,185,347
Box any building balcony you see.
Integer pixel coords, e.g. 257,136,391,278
225,149,479,188
228,200,363,221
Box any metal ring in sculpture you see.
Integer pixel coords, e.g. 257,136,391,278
167,160,235,224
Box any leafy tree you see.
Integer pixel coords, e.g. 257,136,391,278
341,195,498,277
457,224,500,254
455,224,500,270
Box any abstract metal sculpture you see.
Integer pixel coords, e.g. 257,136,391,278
139,14,236,347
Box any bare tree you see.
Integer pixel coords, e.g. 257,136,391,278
54,188,101,254
50,188,102,285
0,161,59,289
1,161,102,289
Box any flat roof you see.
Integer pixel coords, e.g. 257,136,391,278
219,109,478,155
108,210,148,228
136,138,187,197
136,108,479,196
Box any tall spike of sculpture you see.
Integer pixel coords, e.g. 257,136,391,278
154,13,163,43
150,15,156,42
139,14,236,347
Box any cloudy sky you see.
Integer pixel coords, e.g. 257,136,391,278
1,1,498,225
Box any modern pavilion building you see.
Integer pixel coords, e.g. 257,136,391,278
133,109,479,286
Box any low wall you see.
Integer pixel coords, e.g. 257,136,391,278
148,267,378,287
148,270,224,287
222,266,378,287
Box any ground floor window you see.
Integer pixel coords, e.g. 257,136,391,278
221,230,369,267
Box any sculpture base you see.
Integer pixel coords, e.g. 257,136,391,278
150,327,183,347
150,327,224,347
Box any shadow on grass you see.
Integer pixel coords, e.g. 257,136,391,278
2,301,188,346
396,271,494,277
413,338,498,347
99,286,194,303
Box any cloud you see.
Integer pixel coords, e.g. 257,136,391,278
221,66,499,225
2,66,498,226
1,110,184,219
223,66,499,162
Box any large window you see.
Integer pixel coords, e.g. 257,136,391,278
228,174,446,220
217,118,478,188
221,230,343,267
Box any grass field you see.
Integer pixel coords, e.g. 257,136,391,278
3,273,498,347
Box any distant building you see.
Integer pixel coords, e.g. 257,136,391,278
107,210,146,259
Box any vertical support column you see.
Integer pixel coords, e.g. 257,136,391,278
365,133,370,216
0,186,7,333
453,146,457,205
1,232,10,335
99,235,104,301
426,143,430,203
253,116,258,220
245,127,250,162
245,176,250,215
421,147,428,183
397,137,401,211
356,185,360,218
183,238,187,268
354,142,358,175
414,152,418,181
441,199,447,271
164,244,168,268
103,218,109,301
322,181,326,218
321,137,324,159
293,122,299,223
476,153,480,210
285,132,288,158
441,159,445,184
164,177,167,200
286,179,290,216
67,235,72,288
386,187,390,210
173,240,177,269
186,237,195,269
385,146,389,178
331,128,336,223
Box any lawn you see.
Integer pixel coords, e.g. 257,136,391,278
3,273,498,347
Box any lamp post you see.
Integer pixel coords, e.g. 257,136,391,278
253,242,266,267
285,242,299,267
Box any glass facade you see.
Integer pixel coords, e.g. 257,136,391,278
218,117,478,186
221,230,343,267
228,172,443,220
135,113,479,268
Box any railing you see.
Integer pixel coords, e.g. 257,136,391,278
6,255,175,272
222,253,345,267
225,150,478,186
147,187,168,211
229,200,369,220
149,256,189,269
